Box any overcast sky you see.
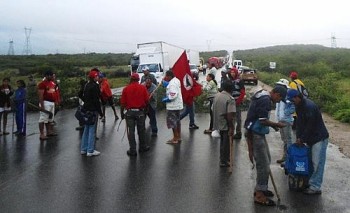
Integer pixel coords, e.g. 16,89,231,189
1,0,350,55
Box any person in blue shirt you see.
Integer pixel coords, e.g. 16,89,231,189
287,89,329,195
13,80,27,136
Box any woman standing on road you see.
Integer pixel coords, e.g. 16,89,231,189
203,73,218,134
0,78,14,135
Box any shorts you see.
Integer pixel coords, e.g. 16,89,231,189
101,97,114,106
0,107,11,113
38,101,55,123
166,110,181,129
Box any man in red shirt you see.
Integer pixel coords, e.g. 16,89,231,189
120,73,150,156
37,71,57,140
99,73,119,122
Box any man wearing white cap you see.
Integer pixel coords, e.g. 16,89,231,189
141,66,157,85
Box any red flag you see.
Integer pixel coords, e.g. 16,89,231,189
172,51,202,105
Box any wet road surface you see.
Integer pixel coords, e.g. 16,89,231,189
0,107,350,213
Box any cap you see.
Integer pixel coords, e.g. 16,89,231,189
290,71,298,79
131,73,140,80
276,78,290,88
88,70,99,78
230,67,238,75
286,89,300,101
142,66,149,71
273,85,287,100
99,72,106,78
44,70,54,76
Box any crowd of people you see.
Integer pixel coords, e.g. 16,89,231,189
0,66,329,207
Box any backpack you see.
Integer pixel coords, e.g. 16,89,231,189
293,80,309,97
285,144,309,176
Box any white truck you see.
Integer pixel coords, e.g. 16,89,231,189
133,41,185,83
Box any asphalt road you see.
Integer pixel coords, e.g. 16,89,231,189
0,102,350,212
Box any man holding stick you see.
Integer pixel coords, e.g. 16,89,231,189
212,80,236,167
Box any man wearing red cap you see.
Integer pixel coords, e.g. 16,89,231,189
229,67,246,139
289,71,306,130
120,73,150,156
80,69,103,157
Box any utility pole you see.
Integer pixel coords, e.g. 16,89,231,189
8,39,15,55
331,33,337,48
23,27,32,55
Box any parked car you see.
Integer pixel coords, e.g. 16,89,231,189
190,64,199,80
240,66,258,85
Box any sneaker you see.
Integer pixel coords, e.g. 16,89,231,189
220,161,230,167
75,126,84,131
303,188,322,195
80,151,87,155
3,131,10,135
87,150,100,157
127,150,137,156
139,146,150,153
189,124,199,129
233,132,242,139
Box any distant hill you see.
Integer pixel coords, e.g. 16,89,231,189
233,44,350,77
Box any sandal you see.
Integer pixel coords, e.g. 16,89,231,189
40,136,49,140
254,198,276,206
47,133,58,137
166,140,179,144
204,129,213,134
254,190,274,197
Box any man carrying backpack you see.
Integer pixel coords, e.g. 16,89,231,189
287,89,329,195
289,71,308,129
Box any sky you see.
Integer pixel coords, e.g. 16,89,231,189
1,0,350,55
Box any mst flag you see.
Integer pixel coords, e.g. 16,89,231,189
172,51,202,105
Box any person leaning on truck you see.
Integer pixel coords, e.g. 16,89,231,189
141,66,158,85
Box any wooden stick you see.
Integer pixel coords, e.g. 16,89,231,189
27,102,53,119
229,134,234,173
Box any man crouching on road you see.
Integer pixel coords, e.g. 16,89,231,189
212,80,236,167
244,85,287,206
120,73,150,157
287,89,329,195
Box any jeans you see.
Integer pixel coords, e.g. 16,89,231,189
147,106,158,133
180,103,195,126
309,138,328,190
220,130,230,163
126,111,146,152
252,133,271,191
81,120,97,153
280,122,292,157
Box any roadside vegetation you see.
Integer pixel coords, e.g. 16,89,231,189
234,45,350,123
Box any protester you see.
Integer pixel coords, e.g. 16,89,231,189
289,71,306,130
162,70,183,144
76,79,87,131
99,72,119,122
212,80,236,167
244,86,287,206
142,77,158,136
140,66,157,85
228,67,246,139
80,70,103,157
219,68,228,91
179,94,199,130
287,89,329,195
120,73,150,156
13,80,27,136
208,63,217,77
37,71,57,140
203,73,218,134
274,79,295,164
0,77,14,135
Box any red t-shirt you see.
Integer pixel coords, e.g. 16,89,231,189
38,80,56,102
120,82,149,109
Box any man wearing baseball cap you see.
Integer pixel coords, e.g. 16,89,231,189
287,89,329,195
120,73,150,156
141,66,157,85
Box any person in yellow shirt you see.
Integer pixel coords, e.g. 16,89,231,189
289,71,306,130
